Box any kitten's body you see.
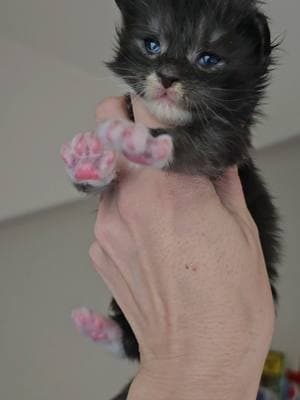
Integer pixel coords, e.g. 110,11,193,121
87,1,281,398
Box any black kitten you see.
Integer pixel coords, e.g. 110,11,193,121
106,0,281,398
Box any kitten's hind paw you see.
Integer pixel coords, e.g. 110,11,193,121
72,308,124,356
61,132,117,190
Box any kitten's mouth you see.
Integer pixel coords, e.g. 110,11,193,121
155,93,176,105
145,74,180,107
143,73,192,125
152,88,178,106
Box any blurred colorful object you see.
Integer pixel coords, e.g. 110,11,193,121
263,351,286,378
283,370,300,400
258,387,278,400
261,351,286,397
259,351,300,400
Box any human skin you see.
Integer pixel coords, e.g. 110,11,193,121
89,96,275,400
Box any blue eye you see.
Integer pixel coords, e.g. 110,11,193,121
144,38,161,55
197,52,222,68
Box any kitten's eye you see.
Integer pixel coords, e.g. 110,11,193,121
197,52,222,68
144,38,161,55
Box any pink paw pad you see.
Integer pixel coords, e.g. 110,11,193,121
72,308,122,343
61,132,117,188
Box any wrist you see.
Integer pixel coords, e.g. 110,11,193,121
128,358,261,400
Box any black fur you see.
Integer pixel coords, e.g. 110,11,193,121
93,1,281,398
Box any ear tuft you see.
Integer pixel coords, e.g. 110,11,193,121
254,12,272,57
115,0,134,16
115,0,123,10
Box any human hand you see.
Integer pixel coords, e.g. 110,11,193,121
88,96,275,400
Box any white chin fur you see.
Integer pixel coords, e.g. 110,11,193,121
144,99,192,126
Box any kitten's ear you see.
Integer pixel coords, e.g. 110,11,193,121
115,0,135,17
254,12,272,57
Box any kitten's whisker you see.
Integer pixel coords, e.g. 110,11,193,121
208,87,257,95
189,98,210,127
201,99,235,129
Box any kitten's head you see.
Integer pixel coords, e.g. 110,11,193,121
108,0,274,128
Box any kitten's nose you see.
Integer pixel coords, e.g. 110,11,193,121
157,72,179,89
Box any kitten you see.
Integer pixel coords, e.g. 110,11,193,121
63,1,281,399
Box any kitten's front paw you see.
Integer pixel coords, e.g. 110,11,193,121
61,131,117,190
97,119,173,168
61,120,173,191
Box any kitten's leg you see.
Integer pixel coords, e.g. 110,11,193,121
72,308,125,357
61,120,173,191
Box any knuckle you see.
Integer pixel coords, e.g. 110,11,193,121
94,217,112,246
97,96,118,110
89,242,99,263
96,97,125,122
89,242,108,275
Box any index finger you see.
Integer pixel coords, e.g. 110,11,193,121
96,96,129,123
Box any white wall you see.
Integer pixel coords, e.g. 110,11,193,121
0,196,136,400
256,137,300,369
0,137,299,400
0,37,121,221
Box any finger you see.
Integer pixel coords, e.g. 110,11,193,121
89,242,135,310
89,242,144,333
214,167,249,217
131,94,171,129
96,96,129,124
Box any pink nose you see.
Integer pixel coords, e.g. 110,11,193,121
157,72,179,89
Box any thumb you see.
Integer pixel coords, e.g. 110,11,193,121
214,167,249,216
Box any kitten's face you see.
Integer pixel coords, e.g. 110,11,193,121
109,0,272,127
